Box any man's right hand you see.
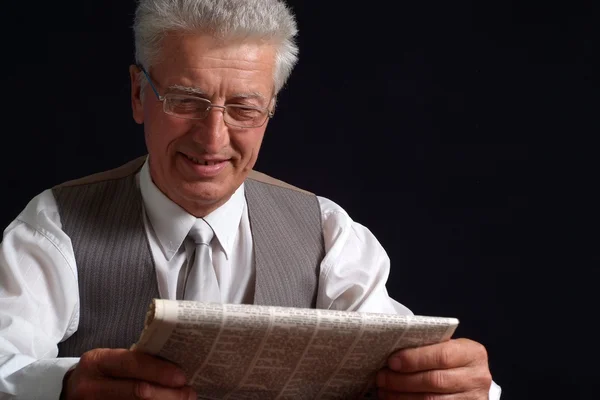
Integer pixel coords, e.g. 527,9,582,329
60,348,196,400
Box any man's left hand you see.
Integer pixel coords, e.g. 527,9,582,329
376,338,492,399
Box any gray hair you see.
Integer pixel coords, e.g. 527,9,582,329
133,0,299,95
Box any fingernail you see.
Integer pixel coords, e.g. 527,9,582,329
139,382,152,398
389,357,402,371
174,371,187,386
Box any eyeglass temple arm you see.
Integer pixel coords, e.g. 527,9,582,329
138,65,164,101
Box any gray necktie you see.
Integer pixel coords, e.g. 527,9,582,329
183,218,221,303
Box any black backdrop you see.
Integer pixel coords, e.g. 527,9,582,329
0,1,595,399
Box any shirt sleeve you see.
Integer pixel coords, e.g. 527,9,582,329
315,196,501,400
315,196,411,315
0,189,80,399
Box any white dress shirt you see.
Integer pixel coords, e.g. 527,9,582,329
0,160,500,399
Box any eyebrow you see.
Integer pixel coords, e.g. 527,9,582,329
167,84,268,103
167,84,208,96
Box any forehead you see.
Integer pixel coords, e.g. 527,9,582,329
153,33,277,96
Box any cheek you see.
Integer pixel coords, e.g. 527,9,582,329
144,123,168,156
144,113,189,153
235,131,265,163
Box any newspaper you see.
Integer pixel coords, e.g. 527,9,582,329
131,299,459,400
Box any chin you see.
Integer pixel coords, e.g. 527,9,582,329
179,182,229,205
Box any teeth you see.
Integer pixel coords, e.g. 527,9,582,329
184,154,218,166
184,154,200,164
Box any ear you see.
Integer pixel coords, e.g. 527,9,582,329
129,65,144,124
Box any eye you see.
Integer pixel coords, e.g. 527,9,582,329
166,95,208,114
227,106,263,121
170,97,196,106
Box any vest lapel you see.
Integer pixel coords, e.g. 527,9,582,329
245,178,324,308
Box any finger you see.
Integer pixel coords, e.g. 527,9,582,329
376,367,473,394
77,378,196,400
377,389,461,400
80,348,187,388
132,382,196,400
388,339,487,372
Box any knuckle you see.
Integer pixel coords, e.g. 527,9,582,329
463,339,488,361
476,342,489,360
78,349,104,369
479,368,493,388
134,381,150,399
424,369,445,389
437,343,456,368
396,348,416,370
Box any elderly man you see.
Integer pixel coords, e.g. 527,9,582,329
0,0,500,399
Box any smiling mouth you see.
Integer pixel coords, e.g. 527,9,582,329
182,153,225,166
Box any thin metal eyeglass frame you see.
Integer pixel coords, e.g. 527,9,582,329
138,65,273,128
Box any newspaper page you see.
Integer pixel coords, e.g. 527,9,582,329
131,300,459,400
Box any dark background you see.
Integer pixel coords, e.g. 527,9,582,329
0,1,595,399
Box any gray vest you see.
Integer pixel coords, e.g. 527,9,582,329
53,157,325,357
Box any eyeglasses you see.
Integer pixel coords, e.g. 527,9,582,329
138,66,274,128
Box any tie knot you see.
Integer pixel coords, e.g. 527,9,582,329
188,218,214,246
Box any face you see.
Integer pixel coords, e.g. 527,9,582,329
130,34,276,217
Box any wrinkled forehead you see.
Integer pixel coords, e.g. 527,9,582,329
152,33,278,94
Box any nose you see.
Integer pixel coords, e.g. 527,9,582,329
190,106,230,152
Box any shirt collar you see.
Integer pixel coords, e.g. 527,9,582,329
139,158,245,261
